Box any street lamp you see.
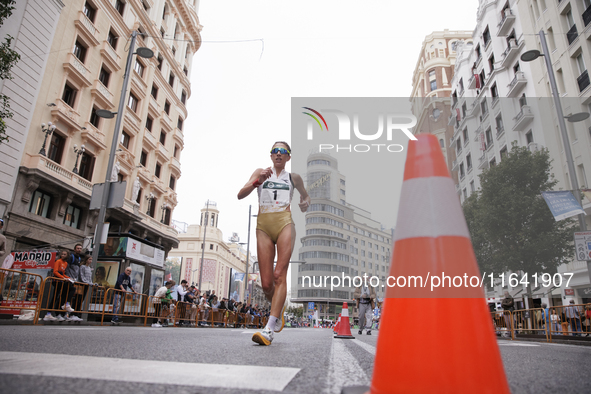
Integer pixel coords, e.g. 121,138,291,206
72,144,85,174
39,122,56,156
521,30,590,284
90,30,153,270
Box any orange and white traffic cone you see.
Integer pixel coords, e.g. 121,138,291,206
334,313,341,335
334,302,355,339
343,133,509,393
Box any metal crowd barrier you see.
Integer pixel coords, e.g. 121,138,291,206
0,268,44,319
173,301,195,326
492,304,591,342
33,277,106,323
100,288,148,325
144,295,174,326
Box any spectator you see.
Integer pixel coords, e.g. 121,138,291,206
208,290,216,304
199,294,211,326
353,275,377,335
550,308,561,335
176,280,188,326
43,250,75,321
76,254,94,315
152,281,173,327
584,305,591,337
111,266,138,324
501,291,514,337
565,300,583,336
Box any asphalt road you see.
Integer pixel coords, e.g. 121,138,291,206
0,325,590,393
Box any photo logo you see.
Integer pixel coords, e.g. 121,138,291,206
303,107,417,153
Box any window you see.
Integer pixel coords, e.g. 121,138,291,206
183,66,188,76
209,244,214,250
136,188,142,204
174,145,179,158
48,133,65,164
147,196,156,218
107,30,118,50
134,60,145,77
466,153,472,170
462,127,468,143
496,115,504,134
164,100,170,115
439,138,444,147
83,2,96,22
519,93,527,108
483,26,491,47
90,107,100,128
157,54,163,71
73,39,87,63
500,147,508,159
159,130,166,145
480,99,488,116
127,92,138,112
576,54,589,92
160,27,165,38
64,204,81,229
462,102,467,118
79,152,95,181
146,115,153,132
470,181,475,192
140,150,147,166
120,131,130,149
115,0,125,16
99,67,111,87
456,138,462,153
177,117,183,130
459,78,464,93
29,190,52,218
491,83,498,99
169,175,176,190
488,54,495,72
151,84,158,99
181,90,187,105
459,163,465,178
168,72,175,87
526,130,534,145
62,82,77,108
155,162,161,178
171,46,176,56
485,127,492,148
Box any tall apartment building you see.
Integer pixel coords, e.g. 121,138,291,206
291,153,393,321
168,202,260,303
1,1,202,284
0,0,65,219
447,0,591,306
410,30,473,186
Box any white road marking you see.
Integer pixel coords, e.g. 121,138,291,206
324,340,370,394
497,342,540,347
0,351,299,392
350,339,376,356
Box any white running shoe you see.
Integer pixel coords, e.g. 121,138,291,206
152,323,162,328
56,315,65,322
252,328,274,346
43,314,57,321
61,304,75,313
70,316,83,322
275,304,287,333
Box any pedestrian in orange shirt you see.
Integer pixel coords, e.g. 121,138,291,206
43,250,75,322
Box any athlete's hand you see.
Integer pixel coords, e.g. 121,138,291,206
299,195,310,212
257,167,273,184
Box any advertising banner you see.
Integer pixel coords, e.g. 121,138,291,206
541,191,586,221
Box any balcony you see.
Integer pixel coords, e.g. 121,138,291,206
63,53,91,87
470,100,481,117
478,152,489,170
23,154,93,195
512,105,534,131
170,156,181,175
100,40,121,71
584,5,591,27
507,72,527,97
497,9,516,36
74,11,100,46
577,70,590,93
567,24,578,46
51,99,81,130
500,39,522,68
82,122,107,152
90,79,114,109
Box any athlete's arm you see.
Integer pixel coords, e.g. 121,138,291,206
237,168,272,200
291,173,311,212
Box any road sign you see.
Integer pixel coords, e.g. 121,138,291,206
308,302,314,310
574,231,591,261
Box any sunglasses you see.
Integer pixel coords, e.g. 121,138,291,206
270,147,291,155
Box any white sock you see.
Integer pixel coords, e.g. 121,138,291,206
266,316,278,331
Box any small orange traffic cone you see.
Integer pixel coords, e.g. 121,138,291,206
334,302,355,339
355,134,510,393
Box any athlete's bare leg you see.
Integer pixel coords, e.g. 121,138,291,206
257,229,276,302
269,223,295,317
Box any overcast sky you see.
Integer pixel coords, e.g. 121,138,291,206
173,0,478,250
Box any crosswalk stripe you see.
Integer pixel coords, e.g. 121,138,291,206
0,351,299,392
324,340,370,394
350,339,377,356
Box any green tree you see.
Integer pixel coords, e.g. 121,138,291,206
463,144,574,277
0,0,21,144
286,305,303,318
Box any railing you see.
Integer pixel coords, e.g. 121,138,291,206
0,268,45,320
509,71,525,89
577,70,590,92
497,9,514,28
567,24,578,45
